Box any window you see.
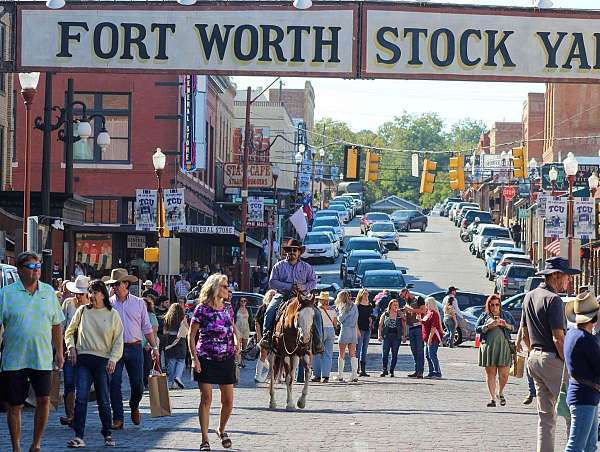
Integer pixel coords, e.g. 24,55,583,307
84,199,119,224
0,24,6,94
71,93,130,163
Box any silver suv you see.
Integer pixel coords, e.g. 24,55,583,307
495,264,537,299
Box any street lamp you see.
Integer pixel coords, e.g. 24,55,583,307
527,158,539,261
45,0,65,9
549,166,558,195
18,72,40,251
563,152,579,292
589,172,599,197
293,0,312,9
270,164,280,270
294,150,303,194
152,148,167,239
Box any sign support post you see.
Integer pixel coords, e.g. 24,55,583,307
240,87,251,292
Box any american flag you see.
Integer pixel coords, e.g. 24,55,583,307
302,195,314,222
544,239,561,256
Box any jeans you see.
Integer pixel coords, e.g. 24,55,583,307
263,294,323,346
313,327,335,378
382,334,401,372
63,359,78,396
425,342,441,376
443,317,456,348
408,326,424,375
356,329,370,362
526,362,537,397
167,358,186,385
143,348,152,388
565,404,598,452
110,343,144,422
73,354,112,440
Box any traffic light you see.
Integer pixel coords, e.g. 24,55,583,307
420,159,437,194
449,155,465,191
364,150,381,182
512,146,527,179
343,145,360,181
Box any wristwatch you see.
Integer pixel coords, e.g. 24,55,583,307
152,345,159,351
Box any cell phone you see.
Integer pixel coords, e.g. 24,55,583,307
494,316,499,320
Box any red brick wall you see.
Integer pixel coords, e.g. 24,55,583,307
522,93,545,161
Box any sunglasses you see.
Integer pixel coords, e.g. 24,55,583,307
22,263,42,270
490,303,500,307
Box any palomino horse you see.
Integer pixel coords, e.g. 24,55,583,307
268,291,315,411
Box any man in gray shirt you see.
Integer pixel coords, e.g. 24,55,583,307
520,257,579,452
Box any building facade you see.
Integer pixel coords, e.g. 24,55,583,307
522,92,545,162
488,122,522,155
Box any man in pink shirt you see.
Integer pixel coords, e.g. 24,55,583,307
106,269,158,429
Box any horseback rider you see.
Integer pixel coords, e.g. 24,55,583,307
259,238,324,354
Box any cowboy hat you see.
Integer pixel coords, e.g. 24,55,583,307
536,256,581,276
315,291,330,302
282,237,305,253
143,280,153,287
447,286,459,294
565,291,600,324
65,275,90,294
104,268,139,285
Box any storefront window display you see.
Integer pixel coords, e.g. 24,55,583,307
75,233,112,277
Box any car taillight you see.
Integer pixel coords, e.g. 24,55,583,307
461,219,467,228
502,277,509,287
500,261,508,266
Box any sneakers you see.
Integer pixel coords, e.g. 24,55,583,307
380,370,388,377
407,372,423,379
174,377,185,389
523,395,534,405
390,371,394,378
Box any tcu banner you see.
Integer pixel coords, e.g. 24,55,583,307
164,189,186,231
135,189,157,232
248,197,265,223
573,198,595,240
544,197,567,239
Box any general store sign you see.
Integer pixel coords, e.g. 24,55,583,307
15,2,600,83
224,163,272,188
180,225,235,235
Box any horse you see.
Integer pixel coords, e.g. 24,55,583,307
267,291,315,411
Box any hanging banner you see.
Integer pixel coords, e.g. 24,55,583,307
181,75,207,172
135,189,157,232
330,165,339,181
248,197,265,223
163,189,186,231
574,197,595,239
315,161,324,181
411,154,419,178
299,159,312,194
544,197,567,239
537,192,547,218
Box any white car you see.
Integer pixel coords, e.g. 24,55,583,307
367,221,400,250
473,225,512,257
311,226,342,250
302,232,339,263
311,216,344,242
482,239,517,261
327,203,350,223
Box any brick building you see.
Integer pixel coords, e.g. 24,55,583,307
543,83,600,163
268,81,315,131
0,15,13,193
522,92,545,162
488,121,522,155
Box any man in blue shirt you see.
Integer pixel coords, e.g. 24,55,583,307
0,251,65,452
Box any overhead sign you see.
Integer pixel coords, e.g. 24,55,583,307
180,225,235,235
503,186,517,201
224,163,272,188
541,163,567,191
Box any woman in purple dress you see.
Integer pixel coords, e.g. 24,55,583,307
188,273,240,451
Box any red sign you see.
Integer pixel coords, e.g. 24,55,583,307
503,186,517,201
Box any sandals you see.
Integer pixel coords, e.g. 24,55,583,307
487,400,496,407
499,395,506,406
104,436,116,447
199,441,211,451
67,437,86,448
216,431,232,449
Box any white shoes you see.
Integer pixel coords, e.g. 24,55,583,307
255,360,269,383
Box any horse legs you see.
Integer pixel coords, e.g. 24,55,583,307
268,353,277,410
286,356,297,411
297,353,311,409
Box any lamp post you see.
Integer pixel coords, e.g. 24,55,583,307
528,158,539,261
549,166,558,196
18,72,40,252
294,150,303,195
319,148,325,209
269,164,280,271
588,172,598,286
563,152,579,293
152,148,167,240
310,146,317,205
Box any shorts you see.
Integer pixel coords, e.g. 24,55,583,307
0,369,52,406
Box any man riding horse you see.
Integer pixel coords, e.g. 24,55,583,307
259,238,324,358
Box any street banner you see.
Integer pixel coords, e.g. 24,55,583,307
289,207,308,240
544,197,567,239
248,197,265,223
299,159,312,194
163,189,186,231
181,75,207,172
541,164,567,191
411,154,419,178
537,192,547,218
315,162,324,181
574,197,595,239
135,189,157,232
330,165,339,181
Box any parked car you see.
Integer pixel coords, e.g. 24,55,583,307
443,200,462,217
454,204,479,226
428,290,488,311
367,221,400,249
301,231,339,263
353,258,398,288
390,209,428,232
449,202,476,222
524,276,544,292
495,264,537,299
326,203,350,223
311,216,344,242
440,197,462,217
361,269,407,291
464,292,526,326
346,192,364,214
0,264,19,288
341,249,383,286
433,300,477,345
460,210,493,231
311,225,342,250
486,247,526,279
482,239,517,262
360,212,392,234
473,225,511,257
343,236,387,257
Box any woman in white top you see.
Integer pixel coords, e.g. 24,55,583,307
234,297,252,368
335,290,359,382
311,292,338,383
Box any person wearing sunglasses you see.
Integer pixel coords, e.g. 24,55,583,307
0,251,65,452
476,294,516,407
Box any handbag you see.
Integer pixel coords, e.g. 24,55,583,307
148,361,172,417
510,352,526,378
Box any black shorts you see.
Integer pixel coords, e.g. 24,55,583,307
0,369,52,406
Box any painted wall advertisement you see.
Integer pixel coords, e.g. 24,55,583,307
574,197,595,240
181,75,207,172
544,197,567,238
135,189,157,232
164,189,186,231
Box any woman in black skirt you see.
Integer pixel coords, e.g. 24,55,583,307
188,273,240,451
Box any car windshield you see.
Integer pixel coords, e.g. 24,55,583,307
496,249,524,258
465,211,492,222
315,210,336,217
362,274,405,288
313,226,335,234
482,228,510,238
346,240,380,253
313,217,339,228
329,205,346,211
357,261,394,275
304,234,330,245
348,254,377,267
371,223,396,232
392,210,414,220
367,213,390,221
508,267,536,278
504,257,532,265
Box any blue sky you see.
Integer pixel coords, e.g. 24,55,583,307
233,0,596,132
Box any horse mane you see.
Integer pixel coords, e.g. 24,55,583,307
283,299,300,329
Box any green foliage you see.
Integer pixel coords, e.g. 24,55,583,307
314,114,484,208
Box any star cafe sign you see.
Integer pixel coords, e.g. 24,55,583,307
223,163,272,188
16,2,600,83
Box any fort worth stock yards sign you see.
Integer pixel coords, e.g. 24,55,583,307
15,1,600,83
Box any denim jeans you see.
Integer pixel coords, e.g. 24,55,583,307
382,334,401,372
264,294,323,346
408,326,424,375
443,317,456,348
110,343,144,422
167,358,186,385
313,327,335,378
525,363,536,397
63,359,78,396
356,329,370,362
565,404,598,452
73,354,112,440
425,342,441,377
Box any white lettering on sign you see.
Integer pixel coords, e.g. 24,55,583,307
224,163,272,188
180,225,235,235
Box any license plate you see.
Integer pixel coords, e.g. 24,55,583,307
308,249,324,254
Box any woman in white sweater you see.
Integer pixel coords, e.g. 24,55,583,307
64,279,124,448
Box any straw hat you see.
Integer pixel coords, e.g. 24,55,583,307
104,268,138,285
315,291,330,302
565,291,600,324
65,275,90,294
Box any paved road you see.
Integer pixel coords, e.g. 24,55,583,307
1,214,570,451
